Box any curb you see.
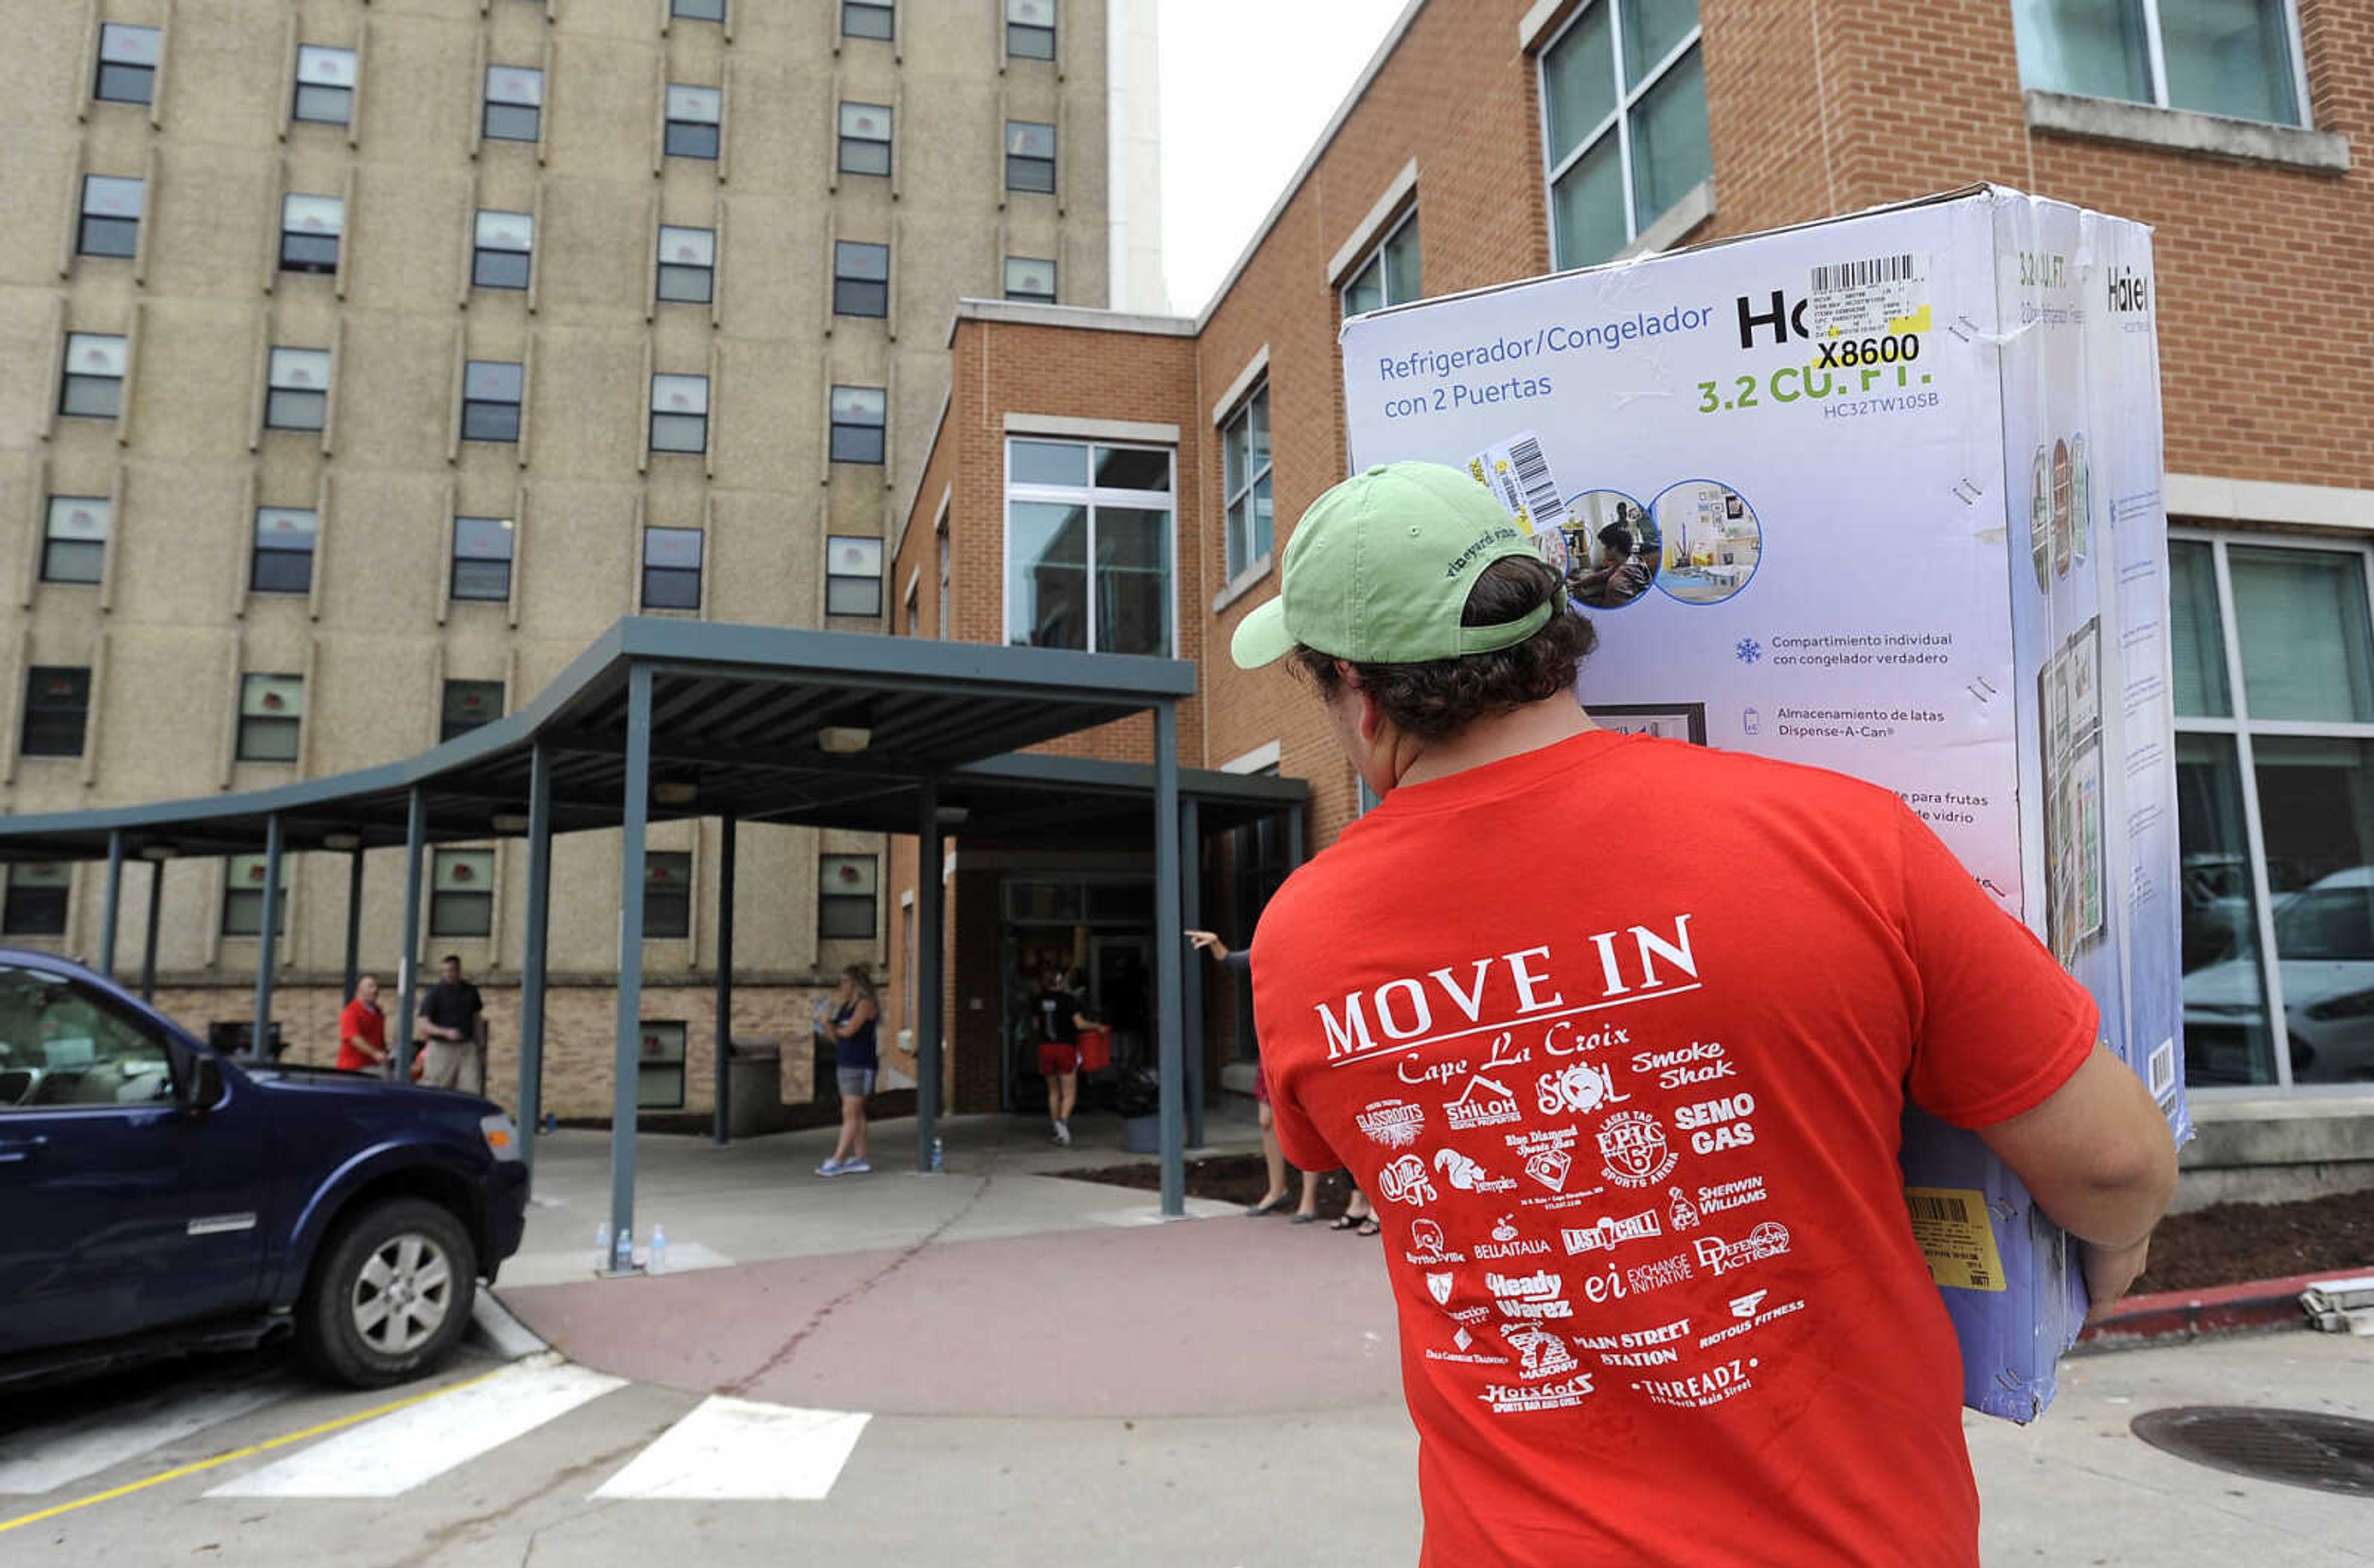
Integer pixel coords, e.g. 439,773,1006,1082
2074,1269,2362,1348
470,1289,550,1361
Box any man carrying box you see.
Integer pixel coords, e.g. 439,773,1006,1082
1234,461,2178,1568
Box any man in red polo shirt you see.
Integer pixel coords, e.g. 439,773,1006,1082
336,973,388,1074
1232,462,2179,1567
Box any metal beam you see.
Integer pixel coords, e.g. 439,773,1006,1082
916,777,943,1172
610,663,653,1269
139,858,162,1001
517,741,555,1172
1152,701,1183,1218
98,831,124,980
251,814,283,1062
394,789,427,1082
342,849,364,1001
1180,796,1204,1150
713,813,735,1146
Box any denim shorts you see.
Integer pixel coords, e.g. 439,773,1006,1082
836,1066,877,1098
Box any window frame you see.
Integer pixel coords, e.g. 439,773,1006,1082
461,360,525,444
235,672,304,764
642,851,692,939
1,866,71,937
94,23,160,106
292,44,356,127
41,496,109,585
838,101,892,177
636,1020,687,1109
451,515,516,603
59,333,127,421
250,507,318,595
641,527,704,611
1340,208,1421,318
1007,0,1057,60
832,240,889,318
664,83,723,160
279,192,344,276
1003,255,1056,303
656,224,716,304
1536,0,1709,269
440,679,503,742
817,854,880,941
220,854,289,938
472,208,533,291
77,174,143,260
483,64,544,143
265,347,331,432
429,847,496,938
1221,384,1274,583
825,535,885,617
1002,436,1178,656
20,667,91,759
1005,120,1056,193
842,1,895,42
828,384,885,464
672,0,727,20
648,373,710,456
2012,0,2313,127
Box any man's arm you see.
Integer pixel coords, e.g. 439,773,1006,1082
1976,1044,2179,1318
342,1027,386,1065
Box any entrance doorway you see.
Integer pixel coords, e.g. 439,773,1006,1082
998,873,1152,1112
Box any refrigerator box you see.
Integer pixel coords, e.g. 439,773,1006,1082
1339,185,2189,1422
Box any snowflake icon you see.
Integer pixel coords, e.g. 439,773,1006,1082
1735,637,1764,666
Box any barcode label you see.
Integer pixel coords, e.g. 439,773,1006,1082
2149,1038,2177,1099
1507,436,1565,533
1812,253,1917,293
1907,1192,1972,1224
1463,432,1567,540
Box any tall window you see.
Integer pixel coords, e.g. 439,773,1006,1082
441,680,502,741
451,516,515,601
236,674,303,762
265,348,331,431
78,176,143,258
1342,211,1421,317
833,241,888,317
843,1,895,41
1005,121,1055,193
41,497,109,584
94,23,160,105
1539,0,1710,268
221,855,288,937
649,373,709,454
1004,256,1056,303
1004,438,1173,655
819,854,879,939
644,852,692,938
827,536,884,616
1008,0,1056,59
937,519,950,640
462,360,524,443
2013,0,2305,124
2,866,70,936
430,849,495,936
657,225,716,303
59,333,127,420
1222,384,1273,580
839,103,891,176
642,528,703,609
293,45,356,125
250,507,317,594
483,65,543,142
280,194,343,275
473,210,532,290
665,85,721,159
20,668,91,758
829,385,885,463
637,1021,687,1108
2172,532,2374,1090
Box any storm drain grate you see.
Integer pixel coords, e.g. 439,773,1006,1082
2130,1406,2374,1498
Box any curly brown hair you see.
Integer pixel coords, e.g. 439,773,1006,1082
1290,554,1595,742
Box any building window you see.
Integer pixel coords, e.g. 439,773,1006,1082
1005,121,1055,193
2013,0,2305,125
1008,0,1056,59
451,515,514,601
430,849,495,937
1003,256,1055,303
843,1,894,41
2,865,70,937
41,496,109,584
77,175,143,259
643,852,691,938
1004,438,1173,655
279,193,343,275
657,225,715,303
673,0,727,20
829,384,885,464
250,507,317,594
20,667,91,758
265,347,331,431
1222,384,1274,580
293,44,356,125
819,854,879,939
937,519,950,640
1539,0,1710,268
642,528,703,610
903,580,919,635
649,373,709,455
472,209,532,290
833,240,888,317
59,333,127,420
462,360,524,443
236,673,304,763
441,680,503,742
1342,210,1421,316
483,64,543,142
221,855,289,938
826,536,884,616
839,102,891,176
665,84,721,159
95,23,160,105
637,1020,687,1109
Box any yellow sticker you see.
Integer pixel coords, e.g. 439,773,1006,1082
1905,1186,2007,1293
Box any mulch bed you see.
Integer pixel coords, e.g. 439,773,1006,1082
1058,1153,2374,1289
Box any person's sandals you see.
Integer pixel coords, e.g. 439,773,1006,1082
1329,1213,1364,1231
1356,1217,1381,1237
1244,1193,1291,1217
1289,1211,1321,1224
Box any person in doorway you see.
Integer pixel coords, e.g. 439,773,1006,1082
1230,461,2177,1567
1034,965,1097,1146
415,954,485,1091
336,973,388,1074
1188,928,1324,1223
1575,520,1654,609
818,965,880,1177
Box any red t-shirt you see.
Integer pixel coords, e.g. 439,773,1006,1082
1255,729,2096,1568
336,999,386,1072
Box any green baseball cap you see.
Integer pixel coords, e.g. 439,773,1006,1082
1230,460,1553,669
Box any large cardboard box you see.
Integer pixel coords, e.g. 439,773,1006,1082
1340,186,2189,1421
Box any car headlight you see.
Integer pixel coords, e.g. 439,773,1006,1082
480,1113,523,1162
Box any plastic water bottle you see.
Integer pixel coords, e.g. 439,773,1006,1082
649,1225,668,1275
930,1138,944,1172
594,1222,610,1274
613,1225,634,1274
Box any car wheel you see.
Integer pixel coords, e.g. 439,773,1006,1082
297,1197,477,1388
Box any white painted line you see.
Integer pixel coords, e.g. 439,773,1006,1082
0,1380,293,1494
205,1360,623,1498
590,1397,869,1501
471,1290,549,1360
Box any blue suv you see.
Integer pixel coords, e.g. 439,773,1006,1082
0,950,529,1388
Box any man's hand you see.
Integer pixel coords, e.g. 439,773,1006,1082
2082,1235,2154,1323
1187,930,1229,960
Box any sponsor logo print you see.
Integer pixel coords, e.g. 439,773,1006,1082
1356,1098,1427,1150
1667,1186,1703,1232
1691,1221,1792,1277
1377,1153,1439,1207
1561,1207,1664,1255
1633,1040,1736,1091
1700,1295,1806,1348
1445,1072,1523,1130
1504,1324,1580,1379
1427,1271,1455,1306
1473,1215,1550,1260
1434,1149,1516,1194
1488,1269,1573,1320
1481,1372,1596,1413
1597,1110,1678,1188
1542,1020,1630,1056
1405,1218,1466,1265
1574,1318,1691,1352
1526,1148,1573,1192
1536,1061,1628,1117
1730,1290,1768,1320
1635,1359,1758,1410
1696,1176,1769,1214
1674,1091,1756,1155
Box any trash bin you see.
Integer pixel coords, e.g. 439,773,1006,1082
1115,1064,1160,1154
727,1038,785,1139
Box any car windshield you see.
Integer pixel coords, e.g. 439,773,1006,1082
2273,884,2374,962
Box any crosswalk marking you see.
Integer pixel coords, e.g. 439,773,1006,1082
591,1397,869,1501
0,1381,293,1495
204,1361,623,1499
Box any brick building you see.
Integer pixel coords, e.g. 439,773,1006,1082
890,0,2371,1114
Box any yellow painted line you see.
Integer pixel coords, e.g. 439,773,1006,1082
0,1367,504,1535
